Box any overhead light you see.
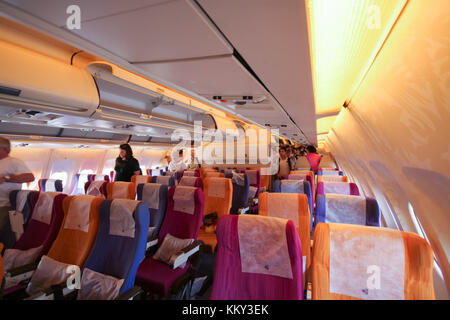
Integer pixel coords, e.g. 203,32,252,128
306,0,408,115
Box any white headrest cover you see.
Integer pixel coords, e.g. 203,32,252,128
142,183,161,210
238,215,293,279
325,194,366,225
109,199,139,238
323,182,351,195
329,223,405,299
281,180,304,194
173,186,197,214
32,192,58,225
64,195,96,232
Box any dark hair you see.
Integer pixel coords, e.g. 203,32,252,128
178,149,183,155
306,145,317,153
279,145,287,152
119,143,133,160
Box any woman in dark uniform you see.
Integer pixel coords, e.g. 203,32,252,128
114,144,141,182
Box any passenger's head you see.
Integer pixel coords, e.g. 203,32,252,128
0,137,11,159
306,145,317,154
178,149,184,158
279,146,287,158
119,143,133,160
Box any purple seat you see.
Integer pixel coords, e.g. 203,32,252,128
2,192,67,296
178,176,203,190
315,194,380,227
136,183,169,239
318,169,343,176
135,186,204,297
211,215,303,300
316,181,360,197
84,180,108,197
0,190,39,250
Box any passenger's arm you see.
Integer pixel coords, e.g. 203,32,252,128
0,173,34,184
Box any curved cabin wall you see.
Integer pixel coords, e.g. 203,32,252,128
324,0,449,296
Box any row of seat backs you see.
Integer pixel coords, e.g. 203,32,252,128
210,213,434,300
38,179,63,192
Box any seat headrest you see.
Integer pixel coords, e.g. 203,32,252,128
179,176,198,187
206,177,229,198
172,186,197,214
141,183,161,210
238,215,293,279
325,194,366,225
281,180,304,194
31,192,58,225
64,195,97,232
109,199,140,238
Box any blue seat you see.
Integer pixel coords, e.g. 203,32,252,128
151,175,175,187
225,172,250,214
78,199,149,299
315,194,380,227
136,183,169,239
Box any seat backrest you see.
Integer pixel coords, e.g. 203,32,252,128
203,177,233,219
211,215,303,300
38,179,63,192
179,176,203,189
182,170,200,178
318,169,343,176
81,199,149,297
85,180,108,197
204,171,224,179
244,170,260,199
273,180,313,228
158,186,204,243
94,175,110,182
225,172,249,214
288,172,315,203
316,182,360,196
106,182,136,200
13,192,67,261
136,183,169,238
318,175,348,183
46,195,103,266
312,223,435,300
9,190,39,227
151,175,175,187
258,193,311,288
315,194,380,227
131,175,152,186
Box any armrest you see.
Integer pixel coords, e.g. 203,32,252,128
5,261,39,289
237,207,249,214
169,240,202,269
146,235,158,250
116,286,144,300
24,281,72,300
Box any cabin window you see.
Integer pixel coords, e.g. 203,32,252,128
102,158,116,176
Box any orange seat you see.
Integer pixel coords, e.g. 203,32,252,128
312,223,435,300
203,171,224,179
199,177,233,252
106,182,136,200
259,193,311,288
317,175,348,183
46,195,103,267
131,175,152,186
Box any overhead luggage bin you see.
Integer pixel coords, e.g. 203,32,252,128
0,40,99,117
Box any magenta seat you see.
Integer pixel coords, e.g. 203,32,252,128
316,181,360,197
211,215,303,300
135,186,204,297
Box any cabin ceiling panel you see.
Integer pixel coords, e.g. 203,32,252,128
135,55,266,97
198,0,317,144
6,0,233,62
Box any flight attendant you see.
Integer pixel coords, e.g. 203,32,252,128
305,145,322,174
114,144,141,182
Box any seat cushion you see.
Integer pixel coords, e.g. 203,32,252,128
135,257,190,296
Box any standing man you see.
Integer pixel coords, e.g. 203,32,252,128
0,137,35,249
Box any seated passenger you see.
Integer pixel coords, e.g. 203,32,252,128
0,138,35,249
168,149,187,172
187,149,201,170
114,144,141,182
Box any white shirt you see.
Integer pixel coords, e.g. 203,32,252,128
279,158,290,178
0,156,31,207
168,157,187,172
